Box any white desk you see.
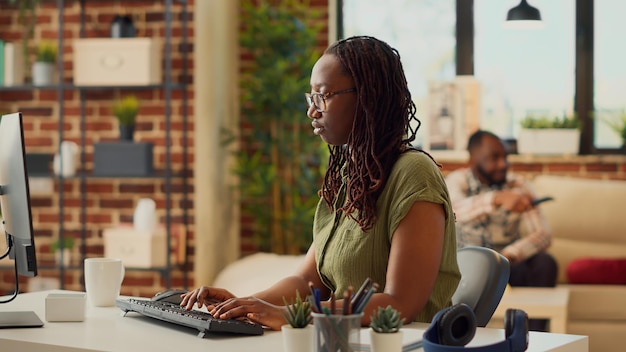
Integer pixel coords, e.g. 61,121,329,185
1,290,587,352
492,287,570,333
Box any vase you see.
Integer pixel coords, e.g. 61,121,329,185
55,248,71,267
133,198,157,235
53,141,79,177
31,62,55,86
369,329,403,352
281,324,313,352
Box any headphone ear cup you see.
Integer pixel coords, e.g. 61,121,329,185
436,303,477,346
505,309,515,338
505,309,530,352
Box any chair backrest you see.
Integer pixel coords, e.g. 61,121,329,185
451,246,510,327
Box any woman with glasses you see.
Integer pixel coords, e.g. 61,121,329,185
181,36,460,330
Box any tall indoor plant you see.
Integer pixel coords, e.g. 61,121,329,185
232,0,324,254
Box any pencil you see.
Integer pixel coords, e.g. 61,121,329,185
351,277,372,307
330,292,336,315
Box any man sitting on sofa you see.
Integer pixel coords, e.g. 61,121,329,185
445,130,557,331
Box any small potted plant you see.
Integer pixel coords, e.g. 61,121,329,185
281,290,313,352
51,236,74,267
112,96,139,141
32,40,57,86
517,114,580,155
370,305,405,352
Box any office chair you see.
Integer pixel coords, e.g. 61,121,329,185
451,246,510,327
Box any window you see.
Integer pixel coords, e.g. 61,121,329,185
341,0,456,148
339,0,626,153
594,1,626,148
474,0,575,139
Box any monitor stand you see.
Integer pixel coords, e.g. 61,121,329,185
0,311,44,328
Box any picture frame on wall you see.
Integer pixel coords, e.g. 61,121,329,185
422,76,481,158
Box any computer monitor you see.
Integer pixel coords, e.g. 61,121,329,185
0,112,43,328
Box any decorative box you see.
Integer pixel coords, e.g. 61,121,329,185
45,293,86,322
73,38,162,86
93,142,153,176
103,224,186,268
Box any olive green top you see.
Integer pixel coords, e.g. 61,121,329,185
313,151,460,322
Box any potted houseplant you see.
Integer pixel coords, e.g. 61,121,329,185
230,0,324,254
517,114,580,155
112,96,139,141
51,236,74,267
281,290,313,352
32,40,56,86
370,305,405,352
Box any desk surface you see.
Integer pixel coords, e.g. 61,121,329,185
1,290,588,352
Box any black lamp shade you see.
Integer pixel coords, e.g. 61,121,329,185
507,0,542,21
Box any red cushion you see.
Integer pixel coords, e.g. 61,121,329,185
566,258,626,285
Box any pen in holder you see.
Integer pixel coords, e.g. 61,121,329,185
312,312,363,352
308,278,377,352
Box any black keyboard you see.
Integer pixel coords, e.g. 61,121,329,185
115,298,264,337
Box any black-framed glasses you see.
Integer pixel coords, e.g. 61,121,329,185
305,88,356,113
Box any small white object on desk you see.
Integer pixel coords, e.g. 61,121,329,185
45,292,86,322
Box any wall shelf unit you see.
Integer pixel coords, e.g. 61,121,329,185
47,0,191,290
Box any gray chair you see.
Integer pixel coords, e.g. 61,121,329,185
451,246,510,327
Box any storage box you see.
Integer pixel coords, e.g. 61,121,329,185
25,153,53,176
103,224,186,268
73,38,162,86
93,142,153,176
45,293,86,322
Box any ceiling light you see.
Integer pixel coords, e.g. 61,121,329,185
504,0,544,29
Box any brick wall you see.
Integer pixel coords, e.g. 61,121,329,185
0,0,194,297
440,155,626,181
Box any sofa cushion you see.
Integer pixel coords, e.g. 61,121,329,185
532,175,626,244
549,238,626,284
532,175,626,284
567,258,626,285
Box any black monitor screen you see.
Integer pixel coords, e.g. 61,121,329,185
0,112,37,277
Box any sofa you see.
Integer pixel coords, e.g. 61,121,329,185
213,174,626,351
532,175,626,352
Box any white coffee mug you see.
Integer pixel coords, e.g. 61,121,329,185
84,258,125,307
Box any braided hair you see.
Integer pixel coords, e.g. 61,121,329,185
320,36,421,231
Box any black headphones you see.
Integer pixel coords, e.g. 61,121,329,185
423,303,529,352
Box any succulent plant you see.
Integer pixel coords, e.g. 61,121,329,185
282,290,312,328
35,41,57,63
113,96,140,126
370,305,405,333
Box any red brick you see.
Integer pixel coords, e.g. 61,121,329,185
585,162,618,173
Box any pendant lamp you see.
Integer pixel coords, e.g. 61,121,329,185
504,0,543,29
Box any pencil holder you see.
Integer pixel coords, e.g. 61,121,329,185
312,312,362,352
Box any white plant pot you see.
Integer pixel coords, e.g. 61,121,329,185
370,329,403,352
517,128,580,155
55,248,71,267
32,62,56,86
281,324,313,352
